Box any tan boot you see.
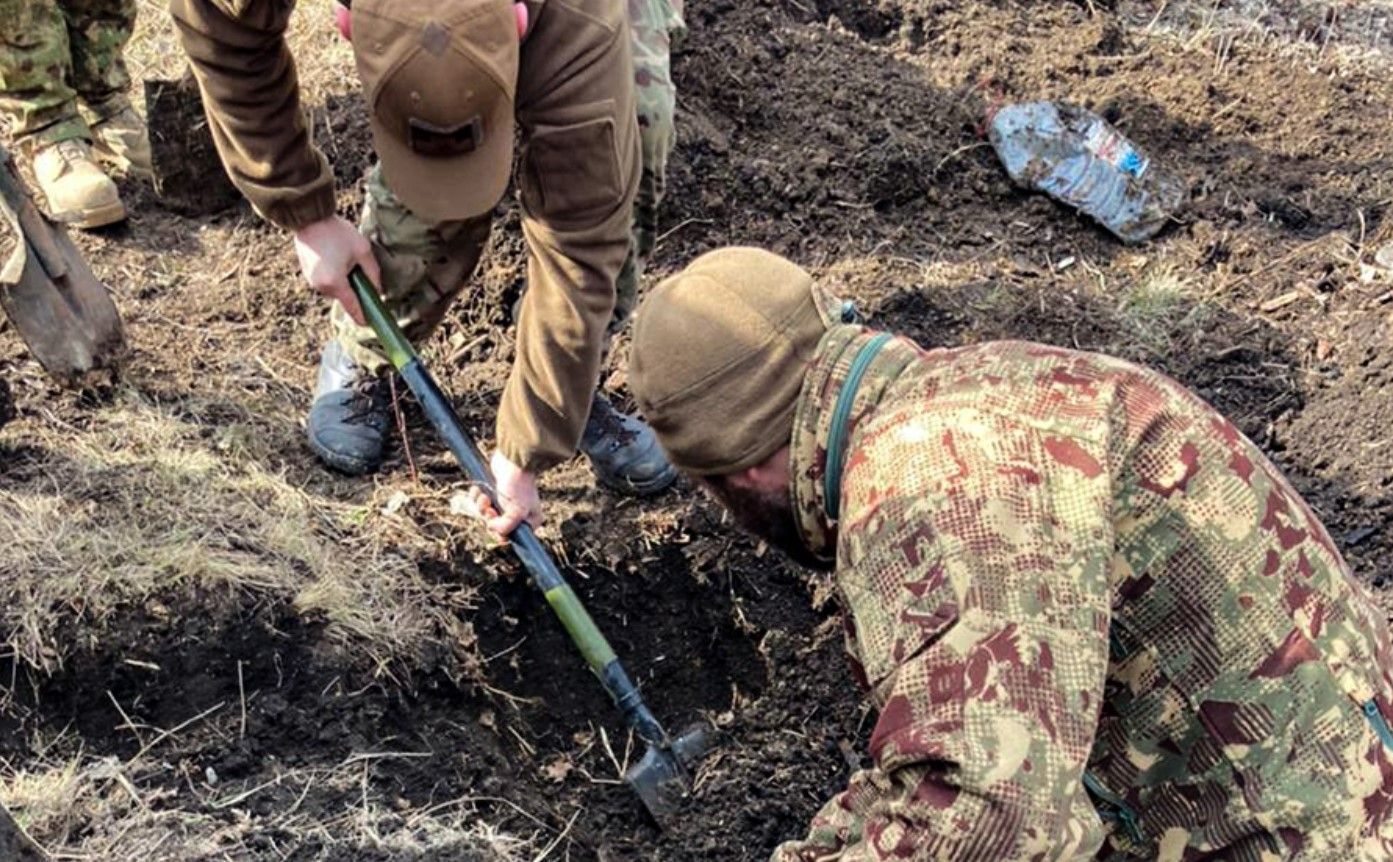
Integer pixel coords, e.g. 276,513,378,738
90,105,153,179
32,139,126,229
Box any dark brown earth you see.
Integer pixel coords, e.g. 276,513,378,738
3,0,1393,859
144,73,242,217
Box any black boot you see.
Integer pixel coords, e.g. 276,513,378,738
580,393,678,496
306,341,393,475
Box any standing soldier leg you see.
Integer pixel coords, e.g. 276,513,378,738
58,0,149,177
308,164,492,475
0,0,123,227
564,0,686,496
614,0,684,326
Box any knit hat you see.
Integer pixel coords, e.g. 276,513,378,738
628,247,842,476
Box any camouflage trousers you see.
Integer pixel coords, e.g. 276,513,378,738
333,0,685,371
0,0,136,150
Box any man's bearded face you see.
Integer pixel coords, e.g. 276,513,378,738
698,475,833,572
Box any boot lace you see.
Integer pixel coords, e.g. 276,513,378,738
51,139,92,171
343,376,389,425
588,398,638,450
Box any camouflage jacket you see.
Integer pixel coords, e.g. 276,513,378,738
774,326,1393,861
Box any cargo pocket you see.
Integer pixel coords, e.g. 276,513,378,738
521,115,623,226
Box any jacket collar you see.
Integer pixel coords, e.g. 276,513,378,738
789,325,911,562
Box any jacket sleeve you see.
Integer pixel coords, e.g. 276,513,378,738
775,415,1116,861
499,0,640,472
168,0,336,230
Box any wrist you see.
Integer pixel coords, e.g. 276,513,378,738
495,436,545,476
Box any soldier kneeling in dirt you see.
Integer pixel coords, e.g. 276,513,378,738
627,247,1393,861
170,0,684,534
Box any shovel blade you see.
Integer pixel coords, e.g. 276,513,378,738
0,800,47,861
144,73,241,217
0,151,125,384
623,723,715,824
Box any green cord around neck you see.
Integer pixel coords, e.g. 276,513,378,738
823,332,893,522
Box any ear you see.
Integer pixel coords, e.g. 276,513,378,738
724,465,764,491
333,2,352,41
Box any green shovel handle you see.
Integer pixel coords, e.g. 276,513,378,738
350,269,417,371
344,266,671,750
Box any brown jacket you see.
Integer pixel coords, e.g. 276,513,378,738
169,0,640,472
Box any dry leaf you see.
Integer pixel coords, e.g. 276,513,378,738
381,490,410,516
541,756,574,784
1258,291,1301,313
449,490,479,518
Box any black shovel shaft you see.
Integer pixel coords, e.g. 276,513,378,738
349,268,670,749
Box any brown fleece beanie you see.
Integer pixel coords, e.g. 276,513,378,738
629,247,835,476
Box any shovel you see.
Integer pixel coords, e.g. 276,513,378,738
143,69,241,217
0,145,125,384
0,802,47,861
348,267,712,822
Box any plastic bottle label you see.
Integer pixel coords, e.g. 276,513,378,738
1083,122,1149,180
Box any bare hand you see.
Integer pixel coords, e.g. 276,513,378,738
467,450,542,540
293,215,381,325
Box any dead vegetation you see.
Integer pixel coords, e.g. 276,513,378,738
2,0,1393,859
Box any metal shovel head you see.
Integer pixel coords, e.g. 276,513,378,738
0,153,126,384
0,800,47,861
144,72,241,217
624,722,714,823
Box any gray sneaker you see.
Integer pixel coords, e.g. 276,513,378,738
580,393,677,496
306,341,393,475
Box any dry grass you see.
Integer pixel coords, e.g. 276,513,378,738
1115,261,1213,356
0,388,480,676
1,747,529,860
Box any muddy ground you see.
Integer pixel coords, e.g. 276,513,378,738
3,0,1393,859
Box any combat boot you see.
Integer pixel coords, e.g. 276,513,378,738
90,105,153,179
580,393,677,496
32,139,125,229
307,340,394,475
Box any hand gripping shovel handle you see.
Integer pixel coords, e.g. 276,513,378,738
348,267,671,749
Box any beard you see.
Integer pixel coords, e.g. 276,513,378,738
698,476,834,572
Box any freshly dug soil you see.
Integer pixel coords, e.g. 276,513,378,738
144,74,242,217
3,0,1393,860
0,377,12,429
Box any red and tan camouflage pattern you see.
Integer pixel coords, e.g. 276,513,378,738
776,324,1393,861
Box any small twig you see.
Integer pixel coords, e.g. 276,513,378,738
106,691,147,748
507,726,537,757
532,808,581,862
1145,0,1170,32
237,661,247,740
599,726,623,777
114,772,147,809
933,142,990,176
483,636,529,664
388,374,418,484
655,217,713,247
338,751,433,769
210,774,286,810
445,334,489,366
479,682,541,708
129,701,226,765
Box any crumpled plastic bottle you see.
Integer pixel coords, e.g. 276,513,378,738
988,101,1185,244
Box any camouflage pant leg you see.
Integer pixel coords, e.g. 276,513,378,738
0,0,86,149
331,163,493,374
58,0,137,118
614,0,683,325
